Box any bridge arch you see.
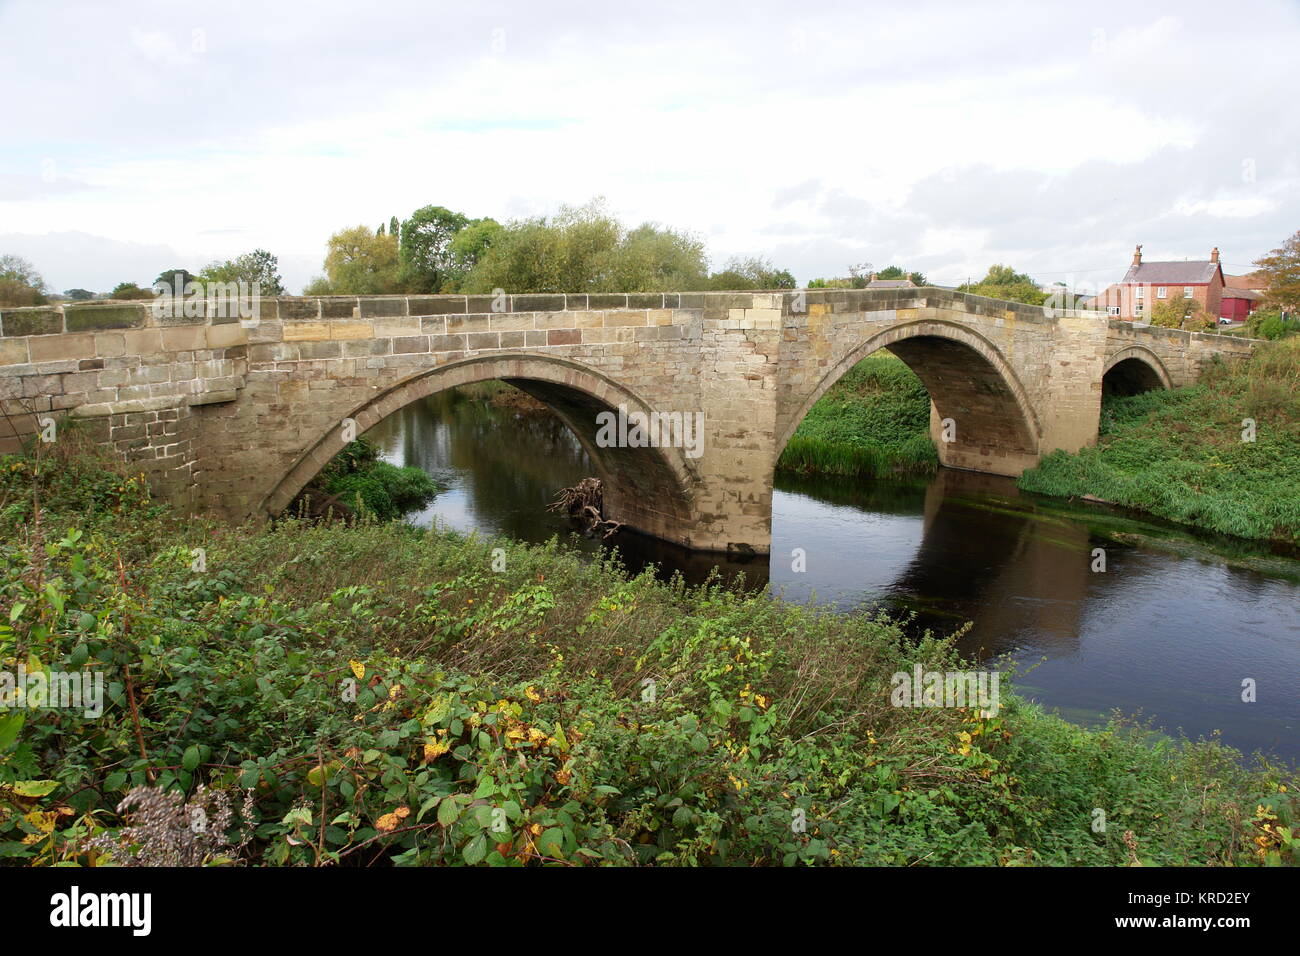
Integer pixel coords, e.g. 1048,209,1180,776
778,319,1042,476
1102,346,1172,396
259,354,699,544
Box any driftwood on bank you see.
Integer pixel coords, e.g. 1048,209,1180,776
547,477,624,539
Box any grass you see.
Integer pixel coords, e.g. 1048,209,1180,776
777,353,938,478
1019,338,1300,546
0,444,1295,866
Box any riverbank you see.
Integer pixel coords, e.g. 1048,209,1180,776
1,447,1294,866
1018,337,1300,546
776,353,938,478
778,340,1299,546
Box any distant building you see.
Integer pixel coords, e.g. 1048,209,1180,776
1220,272,1268,323
1092,245,1226,321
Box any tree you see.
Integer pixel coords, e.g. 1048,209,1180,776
1150,297,1213,332
321,226,401,295
957,264,1047,306
0,254,49,307
201,249,285,295
1253,229,1300,312
608,223,708,291
461,200,621,294
110,281,153,300
399,205,471,293
707,256,796,290
63,288,95,300
447,218,503,281
875,264,928,286
154,268,196,294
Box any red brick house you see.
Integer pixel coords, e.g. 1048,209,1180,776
1093,245,1225,321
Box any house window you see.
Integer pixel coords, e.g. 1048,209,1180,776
1183,287,1193,299
1135,285,1144,299
1108,306,1121,316
1157,286,1167,298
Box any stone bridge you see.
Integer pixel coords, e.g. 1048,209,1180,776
0,288,1256,554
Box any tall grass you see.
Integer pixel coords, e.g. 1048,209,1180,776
777,353,938,477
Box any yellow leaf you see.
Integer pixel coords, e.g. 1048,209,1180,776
349,659,365,680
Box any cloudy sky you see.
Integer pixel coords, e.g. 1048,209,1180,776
1,0,1296,294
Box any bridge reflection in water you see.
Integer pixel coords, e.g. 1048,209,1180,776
369,386,1300,761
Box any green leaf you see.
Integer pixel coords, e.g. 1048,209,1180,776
436,797,460,827
13,780,58,798
462,832,488,865
0,712,24,751
182,745,200,772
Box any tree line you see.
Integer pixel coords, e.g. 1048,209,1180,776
302,198,796,296
0,249,285,306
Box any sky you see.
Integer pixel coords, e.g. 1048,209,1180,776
1,0,1296,295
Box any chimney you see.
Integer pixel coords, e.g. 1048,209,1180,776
1132,244,1142,266
1210,246,1220,263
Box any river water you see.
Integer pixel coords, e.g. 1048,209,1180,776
369,387,1300,763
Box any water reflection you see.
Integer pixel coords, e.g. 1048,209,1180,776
368,387,1300,761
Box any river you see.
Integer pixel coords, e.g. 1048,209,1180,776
368,386,1300,763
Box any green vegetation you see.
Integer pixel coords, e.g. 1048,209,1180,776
304,438,441,521
0,255,49,308
957,264,1046,306
1019,338,1300,545
199,249,286,296
1244,307,1299,341
306,198,796,296
0,447,1294,866
778,353,938,478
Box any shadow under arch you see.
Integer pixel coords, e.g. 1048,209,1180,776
777,319,1042,476
1103,346,1173,396
259,354,699,545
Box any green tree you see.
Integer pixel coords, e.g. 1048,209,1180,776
1150,297,1212,332
399,205,471,293
1254,229,1300,312
875,265,928,285
201,249,285,295
958,264,1047,306
110,281,153,300
608,223,708,291
461,200,621,294
321,226,400,294
153,268,196,294
707,256,796,290
446,218,503,283
63,288,95,301
0,255,48,306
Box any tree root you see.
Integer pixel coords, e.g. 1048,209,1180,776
548,477,623,539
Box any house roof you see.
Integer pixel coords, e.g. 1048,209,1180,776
1223,287,1266,301
866,278,915,288
1224,272,1268,291
1121,260,1222,285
